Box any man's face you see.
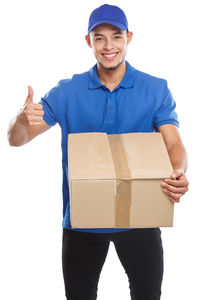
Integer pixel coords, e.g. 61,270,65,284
85,24,133,71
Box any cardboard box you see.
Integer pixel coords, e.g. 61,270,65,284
68,132,174,228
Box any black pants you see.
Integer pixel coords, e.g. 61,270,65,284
62,228,163,300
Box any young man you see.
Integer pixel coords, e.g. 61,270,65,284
8,4,189,300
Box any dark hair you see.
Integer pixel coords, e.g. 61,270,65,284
88,28,129,37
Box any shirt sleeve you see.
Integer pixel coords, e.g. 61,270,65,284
153,80,179,131
39,81,61,126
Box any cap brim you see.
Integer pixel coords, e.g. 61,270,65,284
88,19,127,34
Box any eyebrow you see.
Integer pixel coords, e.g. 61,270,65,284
93,31,123,37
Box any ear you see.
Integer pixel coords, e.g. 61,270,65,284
85,34,92,48
127,31,133,45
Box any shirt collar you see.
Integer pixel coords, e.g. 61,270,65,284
88,60,136,90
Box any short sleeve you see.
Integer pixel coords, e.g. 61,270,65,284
153,80,179,131
39,81,61,126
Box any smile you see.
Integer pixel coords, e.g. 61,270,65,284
102,52,118,60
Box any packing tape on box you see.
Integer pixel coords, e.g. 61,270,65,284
108,134,132,228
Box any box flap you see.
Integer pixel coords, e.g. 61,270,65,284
121,132,173,179
68,132,116,180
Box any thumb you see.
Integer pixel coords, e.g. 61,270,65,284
26,85,34,103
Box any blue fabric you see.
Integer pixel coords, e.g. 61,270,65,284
39,60,179,233
88,4,128,34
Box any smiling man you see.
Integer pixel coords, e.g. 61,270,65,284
85,23,132,93
8,4,189,300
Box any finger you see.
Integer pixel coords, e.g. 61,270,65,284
28,103,44,111
26,104,44,115
169,193,182,202
25,107,44,117
27,115,44,123
31,110,44,116
163,178,186,187
29,121,43,126
27,86,34,102
163,188,183,201
169,196,180,203
161,183,187,194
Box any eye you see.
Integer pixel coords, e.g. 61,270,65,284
114,36,121,39
95,37,103,41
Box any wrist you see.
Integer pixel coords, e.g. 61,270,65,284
173,168,185,174
171,168,185,180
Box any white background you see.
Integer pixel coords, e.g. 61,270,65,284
0,0,199,299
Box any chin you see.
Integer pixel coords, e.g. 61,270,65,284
99,59,124,71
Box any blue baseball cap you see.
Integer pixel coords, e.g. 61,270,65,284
88,4,129,34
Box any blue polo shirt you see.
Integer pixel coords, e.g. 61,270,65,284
39,60,179,233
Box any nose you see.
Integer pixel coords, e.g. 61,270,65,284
103,38,113,51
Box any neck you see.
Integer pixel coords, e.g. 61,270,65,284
96,60,126,88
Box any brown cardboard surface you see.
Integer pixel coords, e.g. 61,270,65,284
68,132,174,228
121,133,173,179
130,179,174,227
68,132,115,180
71,180,115,228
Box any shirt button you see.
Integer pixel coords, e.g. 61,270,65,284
108,106,113,111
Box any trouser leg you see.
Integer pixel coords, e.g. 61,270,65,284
62,228,110,300
113,228,164,300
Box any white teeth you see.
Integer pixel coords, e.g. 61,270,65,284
104,53,116,57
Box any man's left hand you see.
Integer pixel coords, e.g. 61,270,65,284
161,169,189,203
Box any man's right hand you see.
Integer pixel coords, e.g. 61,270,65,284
8,86,51,146
19,86,44,126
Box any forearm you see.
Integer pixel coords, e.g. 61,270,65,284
168,144,188,173
7,114,30,147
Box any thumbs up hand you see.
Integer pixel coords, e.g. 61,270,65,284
8,86,50,146
19,86,44,126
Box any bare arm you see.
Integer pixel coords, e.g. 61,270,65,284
7,86,51,147
158,124,188,173
158,124,189,203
